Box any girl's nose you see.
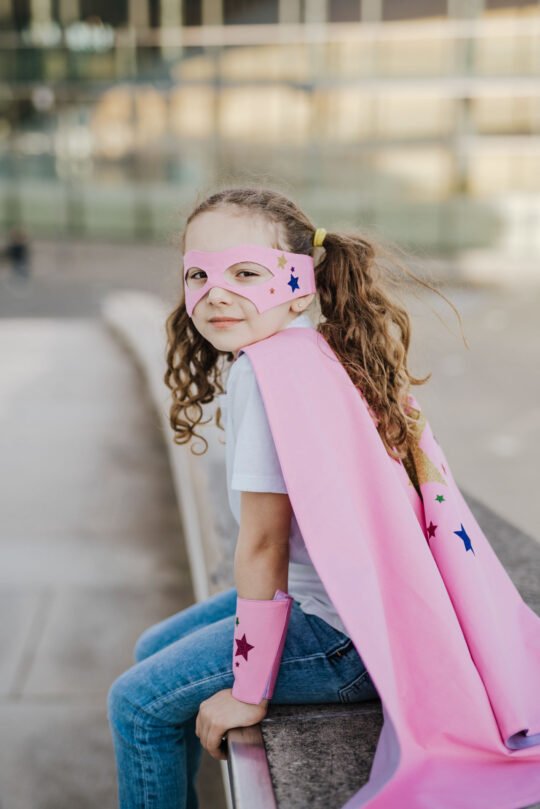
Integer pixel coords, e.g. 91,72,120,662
207,285,233,305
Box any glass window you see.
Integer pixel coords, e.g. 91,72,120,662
11,0,31,31
80,0,128,27
183,0,202,25
472,96,538,136
382,0,446,20
224,0,279,24
486,0,534,8
329,0,361,22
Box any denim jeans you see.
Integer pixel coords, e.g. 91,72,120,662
107,586,378,809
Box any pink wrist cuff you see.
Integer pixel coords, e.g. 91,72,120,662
231,589,293,705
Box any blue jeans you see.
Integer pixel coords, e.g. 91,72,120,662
107,586,378,809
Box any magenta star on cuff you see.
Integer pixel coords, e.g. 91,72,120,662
235,633,255,661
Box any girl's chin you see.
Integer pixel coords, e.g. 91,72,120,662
209,336,242,354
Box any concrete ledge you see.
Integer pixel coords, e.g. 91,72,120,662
226,724,277,809
261,701,384,809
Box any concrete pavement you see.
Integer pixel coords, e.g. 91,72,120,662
0,317,227,809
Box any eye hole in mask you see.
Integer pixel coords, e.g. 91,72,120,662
184,262,275,289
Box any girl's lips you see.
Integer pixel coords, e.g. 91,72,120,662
210,319,243,327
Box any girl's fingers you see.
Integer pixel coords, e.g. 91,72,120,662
196,709,225,760
210,744,228,761
206,725,226,761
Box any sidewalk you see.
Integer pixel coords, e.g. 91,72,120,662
0,318,227,809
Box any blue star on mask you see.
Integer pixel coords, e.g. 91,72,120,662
454,523,475,555
288,272,300,292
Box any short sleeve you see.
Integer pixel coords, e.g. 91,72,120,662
229,355,288,494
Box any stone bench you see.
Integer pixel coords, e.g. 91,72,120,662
102,290,540,809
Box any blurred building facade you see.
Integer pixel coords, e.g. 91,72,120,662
0,0,539,270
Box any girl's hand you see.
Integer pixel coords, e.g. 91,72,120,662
195,688,269,761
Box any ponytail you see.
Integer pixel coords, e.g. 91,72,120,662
313,228,464,461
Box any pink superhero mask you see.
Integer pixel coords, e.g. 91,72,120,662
182,243,317,317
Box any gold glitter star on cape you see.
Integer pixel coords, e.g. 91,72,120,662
402,409,447,494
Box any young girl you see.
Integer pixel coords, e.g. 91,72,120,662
107,187,540,809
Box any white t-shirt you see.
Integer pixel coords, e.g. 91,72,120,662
217,312,349,637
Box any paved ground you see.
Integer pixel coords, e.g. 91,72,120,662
0,238,538,809
0,312,228,807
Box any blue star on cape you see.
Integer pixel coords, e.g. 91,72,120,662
454,523,475,555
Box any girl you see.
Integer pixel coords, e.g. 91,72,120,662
107,187,540,809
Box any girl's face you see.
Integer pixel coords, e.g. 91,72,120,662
184,208,315,359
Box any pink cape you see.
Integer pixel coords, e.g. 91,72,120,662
240,326,540,809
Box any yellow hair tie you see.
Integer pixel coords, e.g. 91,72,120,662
313,227,327,247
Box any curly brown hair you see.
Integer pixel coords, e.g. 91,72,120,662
164,185,466,460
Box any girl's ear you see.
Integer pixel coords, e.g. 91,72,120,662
291,293,315,313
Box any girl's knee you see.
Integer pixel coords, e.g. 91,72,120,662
107,672,139,731
132,627,162,664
